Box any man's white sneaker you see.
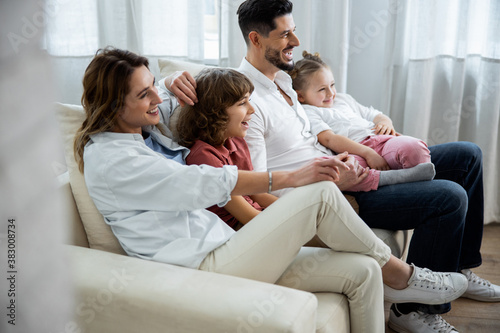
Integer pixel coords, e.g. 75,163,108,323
389,305,458,333
384,264,468,304
461,269,500,302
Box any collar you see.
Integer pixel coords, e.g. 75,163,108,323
213,137,238,160
239,57,297,104
224,137,238,154
239,58,292,91
90,131,144,143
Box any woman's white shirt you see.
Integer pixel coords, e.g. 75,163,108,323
83,88,237,269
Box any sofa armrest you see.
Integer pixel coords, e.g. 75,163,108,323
66,245,318,333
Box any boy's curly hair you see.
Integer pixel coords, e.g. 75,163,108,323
177,68,254,147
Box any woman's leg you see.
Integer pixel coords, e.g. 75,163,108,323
349,179,467,314
199,182,390,332
276,247,385,333
199,181,391,282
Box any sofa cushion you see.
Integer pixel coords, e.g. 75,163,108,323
158,58,212,80
68,244,320,333
315,293,350,333
54,103,126,255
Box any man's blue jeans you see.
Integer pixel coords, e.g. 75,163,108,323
349,141,484,314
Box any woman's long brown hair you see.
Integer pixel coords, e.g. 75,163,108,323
74,47,149,173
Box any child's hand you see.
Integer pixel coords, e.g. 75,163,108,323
372,117,396,135
365,151,390,170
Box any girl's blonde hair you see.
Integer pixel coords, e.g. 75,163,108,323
289,50,329,92
176,68,254,148
74,47,149,173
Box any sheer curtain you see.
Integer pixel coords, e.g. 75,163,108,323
46,0,208,104
383,0,500,224
46,0,350,101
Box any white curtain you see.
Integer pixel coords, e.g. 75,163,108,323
46,0,208,104
383,0,500,224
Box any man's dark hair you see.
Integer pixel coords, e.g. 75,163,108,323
237,0,293,45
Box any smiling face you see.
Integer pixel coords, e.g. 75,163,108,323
113,65,162,134
261,14,300,72
224,92,255,139
297,67,336,108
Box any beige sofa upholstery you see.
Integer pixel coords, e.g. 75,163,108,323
54,59,410,331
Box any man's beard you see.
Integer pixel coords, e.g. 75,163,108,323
265,46,294,71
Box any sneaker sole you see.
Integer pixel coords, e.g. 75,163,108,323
385,275,469,304
388,320,412,333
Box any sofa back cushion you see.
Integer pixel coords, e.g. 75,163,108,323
54,103,126,255
158,58,210,79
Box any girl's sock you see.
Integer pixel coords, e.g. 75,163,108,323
378,162,435,187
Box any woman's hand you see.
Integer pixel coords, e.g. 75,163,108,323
233,153,367,196
164,71,198,106
287,152,351,186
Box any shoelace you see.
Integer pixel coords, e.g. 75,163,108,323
416,312,457,332
464,269,491,287
413,268,451,291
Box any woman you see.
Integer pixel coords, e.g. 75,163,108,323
74,47,467,333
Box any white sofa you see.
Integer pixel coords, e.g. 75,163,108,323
54,59,410,332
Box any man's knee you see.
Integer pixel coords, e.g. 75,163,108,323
435,181,468,218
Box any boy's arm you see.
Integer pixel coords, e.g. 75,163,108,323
224,195,263,225
249,193,278,208
227,193,278,226
317,130,390,170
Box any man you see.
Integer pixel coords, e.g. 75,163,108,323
235,0,500,332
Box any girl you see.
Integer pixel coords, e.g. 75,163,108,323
290,51,436,192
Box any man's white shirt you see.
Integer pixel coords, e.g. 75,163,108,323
238,58,331,173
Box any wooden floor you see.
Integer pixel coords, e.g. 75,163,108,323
384,222,500,332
